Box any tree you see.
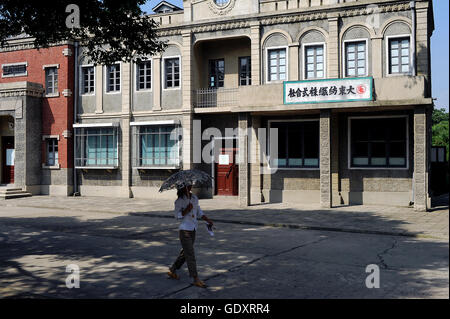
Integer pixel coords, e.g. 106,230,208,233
432,108,449,161
0,0,166,65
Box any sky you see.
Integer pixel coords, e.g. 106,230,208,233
141,0,449,111
430,0,449,111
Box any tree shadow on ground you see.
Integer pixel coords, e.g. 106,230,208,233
0,205,448,299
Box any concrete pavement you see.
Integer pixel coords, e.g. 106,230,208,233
1,195,448,239
0,196,448,299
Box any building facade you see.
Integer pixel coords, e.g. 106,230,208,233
0,0,435,211
0,38,75,197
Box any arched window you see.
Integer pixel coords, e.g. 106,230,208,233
342,27,371,78
300,30,326,80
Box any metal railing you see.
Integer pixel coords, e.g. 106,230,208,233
194,87,239,108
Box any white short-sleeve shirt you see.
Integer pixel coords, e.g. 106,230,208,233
174,194,204,231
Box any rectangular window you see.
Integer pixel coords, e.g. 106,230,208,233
268,48,286,82
75,127,118,167
2,63,27,77
389,37,410,74
45,67,58,95
345,41,367,77
46,138,59,166
137,125,179,166
137,61,152,90
106,64,121,92
164,57,180,89
82,66,95,94
305,45,325,79
239,56,251,86
350,117,407,168
270,121,319,168
208,59,225,88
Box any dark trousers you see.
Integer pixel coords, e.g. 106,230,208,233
170,230,198,278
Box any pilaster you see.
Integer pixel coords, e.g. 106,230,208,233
331,112,341,206
182,113,193,170
320,109,332,208
121,62,132,198
95,65,103,114
327,16,340,78
250,115,262,205
238,113,249,207
182,31,193,111
414,106,428,211
371,37,383,78
153,55,162,111
289,43,300,81
250,22,261,85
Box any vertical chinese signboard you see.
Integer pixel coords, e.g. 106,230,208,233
284,77,373,105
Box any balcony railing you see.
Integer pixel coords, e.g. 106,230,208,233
192,76,428,110
193,88,239,108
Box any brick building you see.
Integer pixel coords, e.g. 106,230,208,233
0,36,75,197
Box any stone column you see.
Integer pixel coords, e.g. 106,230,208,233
153,55,162,111
414,106,428,212
250,115,262,205
121,62,132,198
250,22,261,85
288,43,300,81
238,113,249,207
320,109,332,208
95,65,103,113
327,16,339,78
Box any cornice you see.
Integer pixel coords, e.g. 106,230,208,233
0,82,44,98
156,1,411,36
0,41,36,53
0,39,73,53
0,88,44,98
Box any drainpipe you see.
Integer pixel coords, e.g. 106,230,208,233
410,1,417,76
410,1,416,205
73,41,79,195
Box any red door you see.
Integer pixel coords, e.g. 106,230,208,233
2,137,14,184
215,148,238,196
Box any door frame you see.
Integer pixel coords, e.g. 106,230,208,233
2,136,15,185
211,136,238,196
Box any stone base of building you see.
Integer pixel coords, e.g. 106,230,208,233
24,185,42,195
262,189,320,204
255,189,413,207
131,186,177,199
78,186,129,198
40,185,74,196
340,191,413,207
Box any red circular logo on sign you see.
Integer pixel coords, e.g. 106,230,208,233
357,85,366,94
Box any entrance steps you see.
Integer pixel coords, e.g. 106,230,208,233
0,186,32,200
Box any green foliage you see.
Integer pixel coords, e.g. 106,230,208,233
432,108,449,160
0,0,166,65
432,108,449,125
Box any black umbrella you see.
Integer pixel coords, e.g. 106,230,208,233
159,169,213,192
